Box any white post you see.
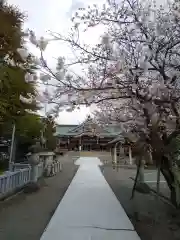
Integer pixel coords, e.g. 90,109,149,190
79,137,82,152
9,123,16,171
129,146,133,165
149,150,153,164
114,143,118,164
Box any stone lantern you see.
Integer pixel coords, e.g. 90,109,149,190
27,142,41,183
28,152,40,166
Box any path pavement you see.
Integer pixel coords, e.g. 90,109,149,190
41,157,141,240
103,166,176,240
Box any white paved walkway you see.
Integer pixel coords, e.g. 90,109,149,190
40,157,141,240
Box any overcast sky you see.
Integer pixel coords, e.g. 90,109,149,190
7,0,167,124
7,0,105,124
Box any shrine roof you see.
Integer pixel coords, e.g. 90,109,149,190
54,125,78,136
55,124,122,137
108,131,138,144
108,135,125,144
54,116,122,137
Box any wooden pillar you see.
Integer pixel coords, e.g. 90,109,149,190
67,137,70,150
117,143,121,164
114,147,116,163
111,147,114,163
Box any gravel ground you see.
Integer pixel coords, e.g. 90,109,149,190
102,164,180,240
0,153,79,240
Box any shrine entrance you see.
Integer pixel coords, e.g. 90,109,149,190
80,135,100,151
82,144,91,151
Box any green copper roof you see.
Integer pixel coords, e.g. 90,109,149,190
54,116,122,137
54,125,77,136
55,124,122,137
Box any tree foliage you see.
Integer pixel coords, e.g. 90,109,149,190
0,0,39,125
0,113,43,140
16,113,43,142
42,116,56,151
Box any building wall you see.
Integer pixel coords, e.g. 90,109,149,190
57,135,113,151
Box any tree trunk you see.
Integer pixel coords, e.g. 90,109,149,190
138,163,145,183
161,155,178,207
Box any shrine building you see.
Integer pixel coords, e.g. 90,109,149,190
55,116,122,151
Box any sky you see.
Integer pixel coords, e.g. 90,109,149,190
7,0,168,124
7,0,105,124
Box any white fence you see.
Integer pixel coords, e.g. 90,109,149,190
0,168,31,197
0,161,62,199
13,163,31,171
45,162,62,177
0,163,44,199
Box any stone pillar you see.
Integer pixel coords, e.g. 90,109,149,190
31,164,39,183
129,146,133,165
28,153,40,183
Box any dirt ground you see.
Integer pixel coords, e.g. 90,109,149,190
102,163,180,240
0,153,79,240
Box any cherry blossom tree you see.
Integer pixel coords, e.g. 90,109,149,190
29,0,180,206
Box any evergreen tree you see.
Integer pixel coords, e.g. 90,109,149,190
0,0,39,127
43,116,56,151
